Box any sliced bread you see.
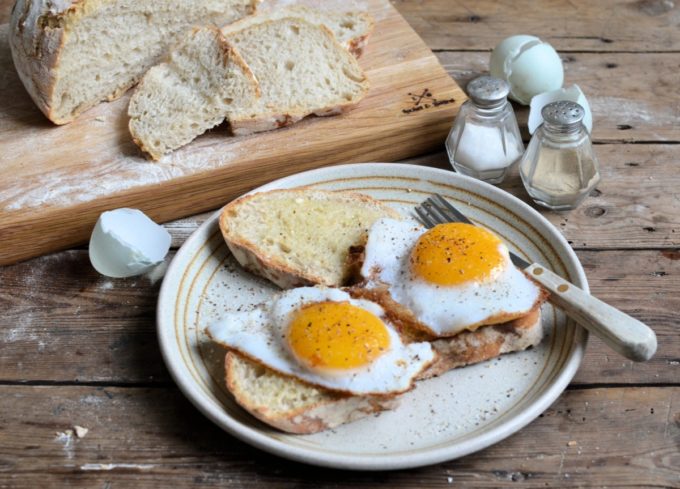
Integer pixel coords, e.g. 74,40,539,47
10,0,258,124
217,188,546,433
219,189,400,288
223,17,370,136
128,26,259,160
224,309,543,434
225,351,399,434
221,5,375,57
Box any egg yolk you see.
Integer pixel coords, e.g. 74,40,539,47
410,222,505,286
286,301,391,371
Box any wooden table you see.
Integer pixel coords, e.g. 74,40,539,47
1,1,678,487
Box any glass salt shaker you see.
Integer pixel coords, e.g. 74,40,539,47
519,101,601,211
445,75,524,184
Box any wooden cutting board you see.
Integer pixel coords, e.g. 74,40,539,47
0,0,465,266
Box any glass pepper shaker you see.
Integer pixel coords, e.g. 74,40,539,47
519,101,601,211
445,75,524,184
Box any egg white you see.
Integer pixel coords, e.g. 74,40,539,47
206,287,435,396
361,218,543,337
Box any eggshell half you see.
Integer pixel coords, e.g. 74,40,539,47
89,208,171,278
528,85,593,134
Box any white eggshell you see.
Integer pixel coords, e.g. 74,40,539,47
528,84,593,134
489,35,539,80
489,35,564,105
89,208,171,278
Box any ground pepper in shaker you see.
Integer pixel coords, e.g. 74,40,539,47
519,101,601,211
445,75,524,184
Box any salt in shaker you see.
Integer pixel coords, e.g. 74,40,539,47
445,76,524,184
519,101,601,211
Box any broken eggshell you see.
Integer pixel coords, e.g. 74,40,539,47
528,85,593,134
89,208,171,278
490,35,564,105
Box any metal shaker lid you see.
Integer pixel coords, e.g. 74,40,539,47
542,101,585,127
466,76,510,108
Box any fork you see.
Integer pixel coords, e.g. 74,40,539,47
415,194,657,362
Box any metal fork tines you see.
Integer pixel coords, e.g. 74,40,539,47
414,193,473,229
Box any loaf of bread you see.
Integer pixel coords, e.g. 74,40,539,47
223,17,370,136
219,189,400,288
221,5,374,57
128,26,259,160
9,0,258,124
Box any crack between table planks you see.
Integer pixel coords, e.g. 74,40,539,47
566,382,680,390
0,380,174,388
432,48,680,54
0,380,677,389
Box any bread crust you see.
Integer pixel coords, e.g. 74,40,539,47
226,19,370,136
219,189,401,289
10,0,74,124
418,307,543,379
220,6,375,58
225,351,399,434
10,0,260,125
345,12,374,58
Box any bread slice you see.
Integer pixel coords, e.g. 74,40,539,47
9,0,258,124
221,6,375,57
128,26,259,160
225,351,400,434
219,189,400,288
224,309,543,434
223,17,370,136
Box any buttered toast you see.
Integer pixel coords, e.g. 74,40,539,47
219,189,400,288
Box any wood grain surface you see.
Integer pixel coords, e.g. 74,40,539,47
0,386,678,487
1,248,678,386
0,0,465,265
0,0,679,487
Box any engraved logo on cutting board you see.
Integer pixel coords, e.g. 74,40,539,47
402,89,455,114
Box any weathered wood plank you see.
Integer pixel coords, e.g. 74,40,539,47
392,0,680,52
437,51,680,143
0,385,677,487
0,249,677,384
3,0,679,52
163,145,680,251
403,148,680,250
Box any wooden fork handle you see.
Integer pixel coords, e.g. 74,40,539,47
525,263,657,362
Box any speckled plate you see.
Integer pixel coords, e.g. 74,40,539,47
157,163,587,470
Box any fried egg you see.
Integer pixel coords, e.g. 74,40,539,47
361,218,543,337
206,287,435,395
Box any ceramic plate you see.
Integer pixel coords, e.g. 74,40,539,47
157,163,587,470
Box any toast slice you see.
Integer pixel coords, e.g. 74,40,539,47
224,308,543,434
225,351,400,434
10,0,257,124
222,6,375,57
223,17,370,136
128,26,259,160
219,189,401,288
